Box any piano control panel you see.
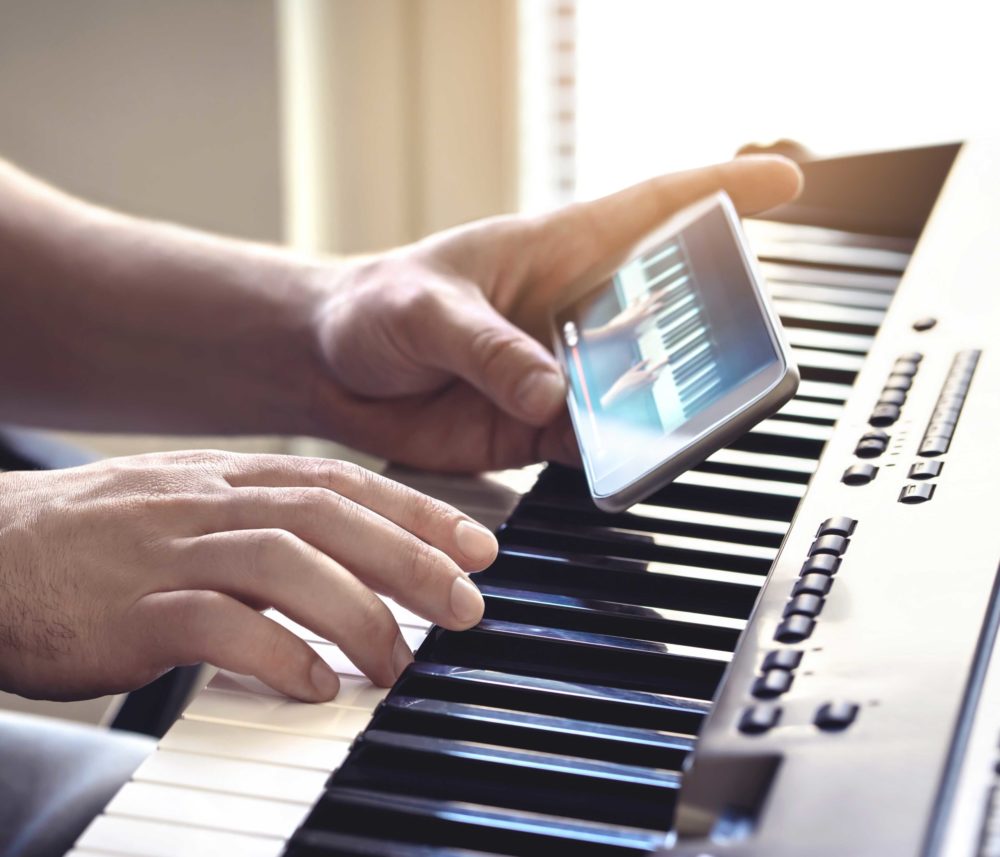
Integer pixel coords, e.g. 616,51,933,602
738,516,859,736
672,139,1000,857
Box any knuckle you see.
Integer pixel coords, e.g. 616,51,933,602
406,284,449,321
354,594,395,650
245,528,299,574
168,448,231,468
287,485,338,516
469,326,523,387
310,457,356,490
400,538,444,592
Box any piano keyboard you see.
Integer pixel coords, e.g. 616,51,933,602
72,219,914,856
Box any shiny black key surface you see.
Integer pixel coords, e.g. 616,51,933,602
295,788,669,856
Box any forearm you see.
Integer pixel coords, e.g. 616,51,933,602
0,159,328,435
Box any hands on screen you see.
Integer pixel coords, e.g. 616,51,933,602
599,356,672,409
583,289,673,344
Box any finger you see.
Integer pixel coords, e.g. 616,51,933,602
220,454,497,571
525,156,803,315
310,376,576,472
415,293,566,426
546,155,802,260
537,411,582,469
207,487,485,632
176,529,410,686
135,590,342,703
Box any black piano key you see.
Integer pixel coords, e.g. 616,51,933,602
480,585,743,652
766,281,893,309
480,548,760,618
789,360,859,387
535,462,802,520
286,830,492,857
671,346,713,383
332,730,680,829
420,619,728,699
753,241,909,274
773,298,885,333
694,457,812,485
680,379,724,418
395,663,708,734
498,520,774,575
296,787,669,856
368,695,694,770
758,260,901,292
747,220,916,253
512,500,786,548
782,326,875,355
643,476,800,521
727,423,826,460
641,248,683,282
660,325,707,365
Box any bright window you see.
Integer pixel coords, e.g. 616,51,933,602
568,0,999,198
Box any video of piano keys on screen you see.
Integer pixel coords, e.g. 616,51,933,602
555,204,778,486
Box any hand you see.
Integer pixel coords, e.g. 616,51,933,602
584,290,673,343
600,356,671,409
305,156,802,472
0,450,498,702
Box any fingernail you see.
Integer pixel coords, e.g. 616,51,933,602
391,635,413,681
309,659,340,700
455,520,498,567
450,574,485,624
516,369,565,419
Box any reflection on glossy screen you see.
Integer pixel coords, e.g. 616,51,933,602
556,203,777,486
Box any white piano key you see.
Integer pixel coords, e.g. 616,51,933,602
622,502,789,536
767,280,893,309
161,717,351,771
77,816,283,857
752,418,833,443
134,748,326,802
209,667,388,709
106,781,308,838
674,468,807,498
185,688,374,740
266,606,429,646
524,520,777,561
777,398,845,423
783,326,875,355
752,240,910,272
796,379,854,402
705,447,817,475
758,260,900,292
67,851,121,857
385,599,432,629
311,632,427,677
790,347,868,374
640,242,681,269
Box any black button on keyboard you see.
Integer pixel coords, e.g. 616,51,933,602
815,701,860,731
775,615,815,643
752,670,793,699
899,482,935,504
739,704,781,734
843,463,877,485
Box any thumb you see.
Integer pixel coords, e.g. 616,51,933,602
424,296,567,426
